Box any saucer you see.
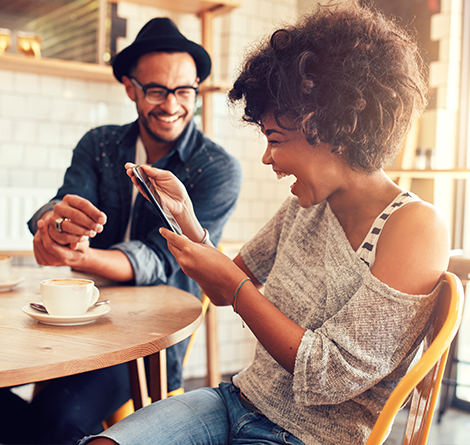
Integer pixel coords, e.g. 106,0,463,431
0,276,25,292
22,304,111,326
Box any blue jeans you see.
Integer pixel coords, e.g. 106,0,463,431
79,381,305,445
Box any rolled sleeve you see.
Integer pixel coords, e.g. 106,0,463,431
111,240,167,286
292,277,440,406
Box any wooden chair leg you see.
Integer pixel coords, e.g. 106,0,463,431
438,333,459,422
127,357,150,410
205,302,221,387
105,355,159,429
148,349,167,402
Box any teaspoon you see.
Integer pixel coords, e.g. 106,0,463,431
30,299,110,313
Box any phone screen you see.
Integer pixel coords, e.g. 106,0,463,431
132,166,182,235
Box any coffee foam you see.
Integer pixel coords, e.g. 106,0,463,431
45,279,92,286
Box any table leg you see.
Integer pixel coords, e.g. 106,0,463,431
127,357,150,410
148,349,167,402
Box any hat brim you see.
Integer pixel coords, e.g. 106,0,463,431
112,36,211,83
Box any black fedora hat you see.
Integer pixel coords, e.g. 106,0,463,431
112,17,211,83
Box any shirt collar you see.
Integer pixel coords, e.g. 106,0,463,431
124,119,197,163
170,119,197,163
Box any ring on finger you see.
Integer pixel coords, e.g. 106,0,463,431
54,217,69,233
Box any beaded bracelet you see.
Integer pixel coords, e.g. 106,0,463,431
232,277,252,314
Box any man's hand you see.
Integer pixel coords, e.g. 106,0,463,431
33,218,90,266
33,195,107,267
49,194,107,244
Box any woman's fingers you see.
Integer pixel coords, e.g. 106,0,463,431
125,164,190,224
126,164,175,205
160,228,206,270
139,164,170,180
138,165,184,197
126,163,171,184
125,163,142,188
160,228,242,299
159,228,188,250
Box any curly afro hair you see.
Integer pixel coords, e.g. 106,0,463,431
228,1,428,172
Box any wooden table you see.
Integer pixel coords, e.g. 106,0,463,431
0,266,204,409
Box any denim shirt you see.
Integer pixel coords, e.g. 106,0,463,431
28,120,242,299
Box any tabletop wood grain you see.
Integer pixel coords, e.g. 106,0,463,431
0,266,203,388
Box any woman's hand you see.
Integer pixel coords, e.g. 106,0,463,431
125,163,206,243
161,227,305,374
125,163,188,216
160,228,247,305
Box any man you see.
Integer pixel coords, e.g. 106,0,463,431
1,18,241,444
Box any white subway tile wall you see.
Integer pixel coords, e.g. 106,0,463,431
0,187,57,250
0,0,303,380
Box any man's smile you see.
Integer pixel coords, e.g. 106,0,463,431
154,114,181,123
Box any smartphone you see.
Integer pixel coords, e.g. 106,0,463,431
132,165,182,235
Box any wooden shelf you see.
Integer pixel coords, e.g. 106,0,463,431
0,0,240,82
0,53,233,91
0,53,114,82
115,0,240,16
385,169,470,179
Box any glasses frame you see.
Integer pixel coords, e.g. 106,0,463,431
130,77,199,105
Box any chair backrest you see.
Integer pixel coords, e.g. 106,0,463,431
366,271,465,445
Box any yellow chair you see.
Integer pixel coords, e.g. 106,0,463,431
366,271,465,445
437,251,469,421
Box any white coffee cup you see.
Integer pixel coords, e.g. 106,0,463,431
41,278,100,316
0,254,12,282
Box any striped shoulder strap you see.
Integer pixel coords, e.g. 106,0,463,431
356,191,421,268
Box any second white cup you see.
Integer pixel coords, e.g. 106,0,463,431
0,254,12,282
41,278,100,316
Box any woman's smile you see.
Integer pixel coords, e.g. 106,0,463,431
261,113,346,207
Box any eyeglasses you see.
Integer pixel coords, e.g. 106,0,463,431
130,78,199,105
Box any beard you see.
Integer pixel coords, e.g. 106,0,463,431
138,110,189,143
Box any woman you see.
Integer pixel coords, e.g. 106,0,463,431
81,2,449,444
